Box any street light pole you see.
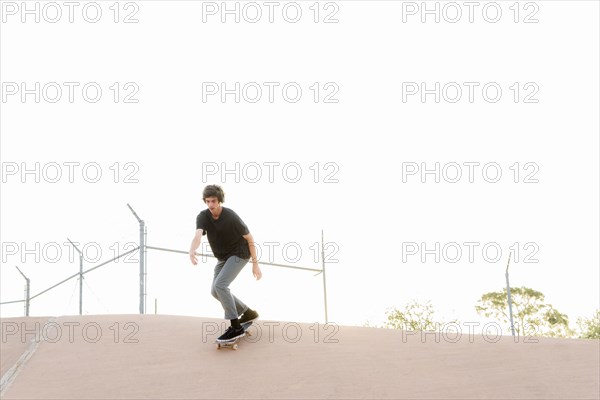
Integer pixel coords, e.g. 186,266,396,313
505,251,515,336
127,203,146,314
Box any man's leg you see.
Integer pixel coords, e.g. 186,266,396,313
212,256,249,320
210,259,225,302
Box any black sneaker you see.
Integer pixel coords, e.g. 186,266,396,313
239,309,259,324
217,326,245,342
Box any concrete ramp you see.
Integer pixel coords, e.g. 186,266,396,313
1,315,598,399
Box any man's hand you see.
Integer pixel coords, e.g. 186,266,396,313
252,261,262,280
189,229,203,265
243,232,261,280
189,251,198,265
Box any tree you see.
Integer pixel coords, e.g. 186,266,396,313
385,299,454,331
475,286,574,338
577,310,600,339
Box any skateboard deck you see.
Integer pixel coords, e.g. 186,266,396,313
216,321,253,350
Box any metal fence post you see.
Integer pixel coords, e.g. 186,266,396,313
15,267,30,316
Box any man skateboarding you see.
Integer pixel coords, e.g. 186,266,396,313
189,185,262,342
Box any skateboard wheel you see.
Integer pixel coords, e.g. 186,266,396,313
217,343,221,349
233,344,239,350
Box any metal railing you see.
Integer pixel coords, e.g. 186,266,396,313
1,204,331,322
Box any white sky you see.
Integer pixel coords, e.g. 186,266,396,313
1,1,599,333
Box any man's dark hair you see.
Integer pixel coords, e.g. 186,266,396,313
203,185,225,203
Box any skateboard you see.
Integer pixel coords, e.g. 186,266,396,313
216,321,253,351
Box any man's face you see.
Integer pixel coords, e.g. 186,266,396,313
204,196,220,211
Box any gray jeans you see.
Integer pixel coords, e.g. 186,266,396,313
211,256,249,320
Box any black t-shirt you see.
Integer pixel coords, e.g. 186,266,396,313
196,207,250,261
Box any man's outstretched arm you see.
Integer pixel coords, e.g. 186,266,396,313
189,229,203,265
243,233,262,280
